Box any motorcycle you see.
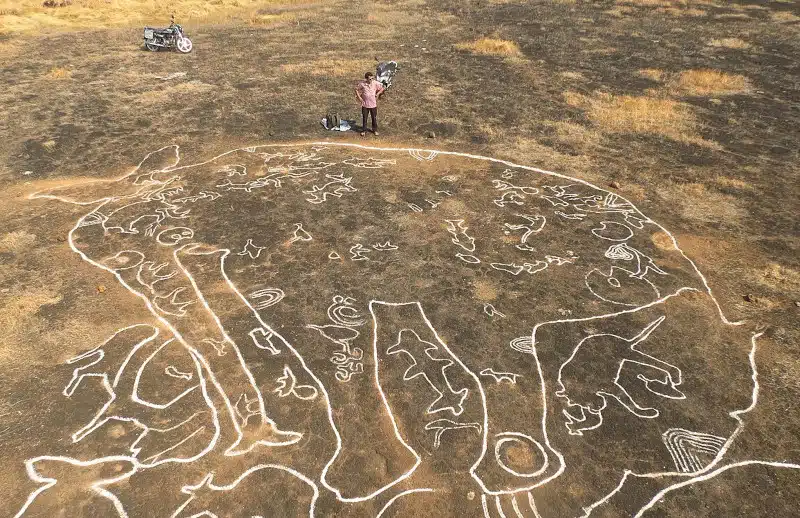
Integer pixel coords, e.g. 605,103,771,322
143,15,193,53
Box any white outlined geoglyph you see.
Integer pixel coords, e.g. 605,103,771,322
15,142,797,517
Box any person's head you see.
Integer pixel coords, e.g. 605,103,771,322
365,72,374,82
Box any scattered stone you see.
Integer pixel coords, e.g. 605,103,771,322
43,0,72,7
743,293,755,302
426,131,436,138
795,301,800,307
610,181,621,189
97,285,106,293
467,491,475,501
766,326,786,340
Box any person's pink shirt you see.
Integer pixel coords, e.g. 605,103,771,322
357,80,384,109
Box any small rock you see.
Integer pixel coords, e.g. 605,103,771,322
743,294,755,303
426,131,436,138
610,181,621,189
766,326,786,340
467,491,475,501
97,285,106,293
795,301,800,307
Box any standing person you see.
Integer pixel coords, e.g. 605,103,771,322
355,72,384,137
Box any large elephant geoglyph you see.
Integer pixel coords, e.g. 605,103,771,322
16,143,785,517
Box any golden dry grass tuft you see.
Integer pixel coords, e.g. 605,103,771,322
758,263,800,293
605,6,635,17
551,121,603,150
708,37,751,49
714,176,755,191
657,182,747,223
46,66,71,79
280,58,366,78
671,69,750,96
455,37,522,57
658,7,706,16
639,68,665,81
135,81,215,106
559,71,586,81
248,11,295,27
565,91,714,146
0,291,62,351
771,11,800,23
473,279,498,301
0,230,36,253
616,0,714,7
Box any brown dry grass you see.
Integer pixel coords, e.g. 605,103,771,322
657,182,747,223
46,67,71,79
605,6,635,17
473,279,498,301
0,291,62,359
559,71,586,81
248,11,296,27
565,91,714,146
616,0,714,6
135,81,216,106
551,121,602,150
671,69,750,96
714,176,755,191
639,68,665,81
0,230,36,253
658,7,706,17
771,11,800,23
708,37,751,49
280,59,366,78
455,37,522,57
758,263,800,293
0,0,306,34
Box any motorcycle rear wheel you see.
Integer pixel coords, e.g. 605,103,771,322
176,37,193,54
145,42,159,52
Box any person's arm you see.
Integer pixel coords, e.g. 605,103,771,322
376,83,385,99
355,83,364,104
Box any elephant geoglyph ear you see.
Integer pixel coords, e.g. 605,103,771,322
28,145,181,205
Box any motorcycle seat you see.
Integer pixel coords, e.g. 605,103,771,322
144,27,172,34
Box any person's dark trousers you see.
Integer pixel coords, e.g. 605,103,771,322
362,106,378,132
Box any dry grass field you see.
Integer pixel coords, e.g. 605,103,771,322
1,0,799,516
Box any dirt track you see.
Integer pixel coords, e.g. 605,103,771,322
1,1,799,517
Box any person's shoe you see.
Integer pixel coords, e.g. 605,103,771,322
360,132,366,137
373,131,379,136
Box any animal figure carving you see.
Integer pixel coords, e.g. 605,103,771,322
555,316,685,436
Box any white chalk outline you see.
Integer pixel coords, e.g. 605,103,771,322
375,488,435,518
25,141,768,514
555,316,685,436
480,369,521,384
171,464,319,518
14,455,138,518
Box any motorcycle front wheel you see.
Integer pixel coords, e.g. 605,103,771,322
176,37,193,54
144,41,159,52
